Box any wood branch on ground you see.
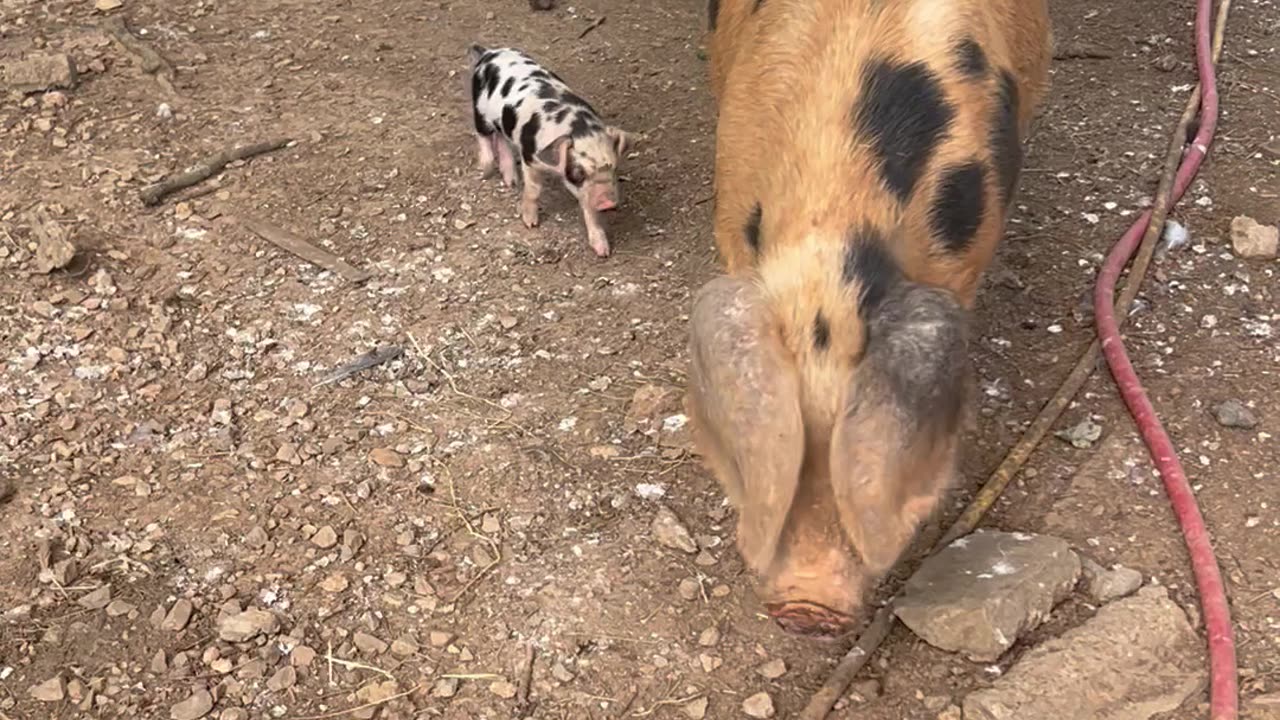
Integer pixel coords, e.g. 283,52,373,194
140,138,293,206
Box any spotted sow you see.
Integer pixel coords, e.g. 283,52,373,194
689,0,1053,637
468,44,634,258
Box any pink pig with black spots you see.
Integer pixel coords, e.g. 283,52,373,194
469,44,634,258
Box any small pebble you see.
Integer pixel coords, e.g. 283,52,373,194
353,631,388,655
489,680,518,699
169,688,214,720
311,525,339,549
163,599,195,631
698,626,721,647
652,505,698,554
1214,399,1258,429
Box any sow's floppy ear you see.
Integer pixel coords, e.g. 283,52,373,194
829,282,972,574
687,275,804,573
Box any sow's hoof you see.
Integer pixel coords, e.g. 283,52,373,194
765,601,857,638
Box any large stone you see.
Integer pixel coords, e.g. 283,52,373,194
963,586,1203,720
2,53,78,93
894,530,1081,661
1231,215,1279,259
217,609,279,642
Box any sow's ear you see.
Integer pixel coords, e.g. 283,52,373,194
830,283,971,574
687,275,804,573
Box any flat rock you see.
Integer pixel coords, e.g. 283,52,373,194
432,677,460,698
2,53,78,93
28,676,65,702
963,587,1203,720
170,688,215,720
311,525,339,549
266,665,297,691
742,691,776,718
651,505,698,554
78,585,112,610
894,530,1081,661
757,658,787,679
1081,559,1144,603
217,609,278,642
163,599,195,631
353,630,388,655
489,680,518,699
1231,215,1279,259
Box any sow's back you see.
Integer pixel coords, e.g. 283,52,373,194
688,0,1051,636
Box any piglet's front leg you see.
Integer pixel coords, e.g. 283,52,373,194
495,140,518,188
580,202,611,258
520,164,543,228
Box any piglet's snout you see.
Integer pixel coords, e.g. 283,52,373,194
588,183,620,212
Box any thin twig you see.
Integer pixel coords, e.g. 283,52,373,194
293,684,420,720
798,2,1233,717
141,138,291,205
578,16,607,39
322,651,396,681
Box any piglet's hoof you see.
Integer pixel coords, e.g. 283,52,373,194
589,237,611,258
520,203,540,228
765,601,857,638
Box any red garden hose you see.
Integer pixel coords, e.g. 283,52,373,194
1093,0,1238,717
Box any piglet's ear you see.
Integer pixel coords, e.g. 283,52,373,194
688,275,804,573
535,134,572,169
829,284,971,574
606,125,632,156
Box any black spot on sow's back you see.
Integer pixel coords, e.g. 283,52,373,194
991,70,1023,205
744,203,762,253
930,162,986,252
854,60,955,203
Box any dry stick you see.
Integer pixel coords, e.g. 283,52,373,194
798,6,1231,717
104,16,178,97
515,643,537,717
578,16,607,39
294,684,420,720
238,213,374,283
140,138,292,206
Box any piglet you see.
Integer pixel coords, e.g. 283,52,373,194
468,44,633,258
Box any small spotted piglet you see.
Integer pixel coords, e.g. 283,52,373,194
469,44,633,258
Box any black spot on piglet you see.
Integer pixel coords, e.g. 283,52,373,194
501,105,518,137
520,113,542,164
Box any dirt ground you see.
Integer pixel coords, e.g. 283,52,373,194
1,0,1278,718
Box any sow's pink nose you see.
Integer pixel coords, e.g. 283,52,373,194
595,195,618,212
